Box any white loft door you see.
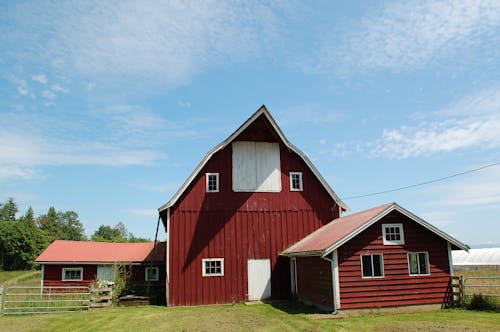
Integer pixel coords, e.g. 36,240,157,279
248,259,271,301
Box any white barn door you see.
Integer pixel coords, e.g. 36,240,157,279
247,259,271,300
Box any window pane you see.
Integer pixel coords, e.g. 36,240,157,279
373,255,383,277
418,252,429,274
362,256,372,277
409,253,419,274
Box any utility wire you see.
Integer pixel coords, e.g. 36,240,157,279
342,161,500,200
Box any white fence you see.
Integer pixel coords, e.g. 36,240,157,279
0,286,91,315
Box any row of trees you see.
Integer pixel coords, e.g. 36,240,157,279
0,198,150,271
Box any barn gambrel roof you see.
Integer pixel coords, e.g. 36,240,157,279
158,105,349,212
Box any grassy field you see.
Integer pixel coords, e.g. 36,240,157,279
0,271,40,286
1,270,498,331
0,303,499,332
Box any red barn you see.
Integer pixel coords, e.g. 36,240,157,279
35,240,165,291
158,105,349,306
158,105,468,311
282,203,469,311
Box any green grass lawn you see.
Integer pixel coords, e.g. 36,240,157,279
0,270,40,286
0,303,499,332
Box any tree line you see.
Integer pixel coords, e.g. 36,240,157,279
0,198,150,271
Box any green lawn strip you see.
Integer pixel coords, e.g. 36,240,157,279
1,304,499,332
314,309,500,332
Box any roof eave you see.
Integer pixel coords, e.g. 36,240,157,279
158,105,349,212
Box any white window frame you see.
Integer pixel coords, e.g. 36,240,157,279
289,172,303,191
360,254,384,279
62,267,83,281
206,173,219,193
145,267,159,281
382,223,405,245
202,258,224,277
408,252,431,276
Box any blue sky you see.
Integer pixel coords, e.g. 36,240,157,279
1,1,499,246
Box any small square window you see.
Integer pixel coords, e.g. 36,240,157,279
289,172,303,191
382,223,405,245
202,258,224,277
206,173,219,192
408,252,430,276
361,254,384,278
145,267,159,281
62,267,83,281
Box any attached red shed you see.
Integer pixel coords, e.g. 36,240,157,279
282,203,469,311
158,105,349,306
35,240,165,291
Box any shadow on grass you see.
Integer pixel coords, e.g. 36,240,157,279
263,299,330,315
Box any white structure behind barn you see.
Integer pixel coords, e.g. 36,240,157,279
452,248,500,270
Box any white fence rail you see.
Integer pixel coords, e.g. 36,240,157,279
1,286,90,315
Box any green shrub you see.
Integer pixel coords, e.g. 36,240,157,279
467,294,497,311
112,265,132,304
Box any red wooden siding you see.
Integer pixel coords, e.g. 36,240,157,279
42,265,97,287
337,211,452,309
296,257,333,309
163,118,340,306
42,264,165,287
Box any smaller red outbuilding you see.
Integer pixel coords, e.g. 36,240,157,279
282,202,469,311
35,240,165,293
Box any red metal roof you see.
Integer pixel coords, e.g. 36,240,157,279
282,203,396,255
282,202,469,256
35,240,165,263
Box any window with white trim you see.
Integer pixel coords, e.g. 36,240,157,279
202,258,224,277
206,173,219,192
289,172,303,191
62,267,83,281
145,267,159,281
408,252,430,276
361,254,384,278
382,223,405,245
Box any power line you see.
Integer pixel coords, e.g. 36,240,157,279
342,161,500,200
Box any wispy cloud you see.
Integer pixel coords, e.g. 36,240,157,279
41,90,56,99
371,87,500,158
314,0,500,73
1,1,289,88
51,83,68,93
32,74,47,84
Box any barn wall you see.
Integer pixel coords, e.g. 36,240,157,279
42,264,97,287
164,117,340,306
42,264,165,288
337,211,452,309
296,256,333,309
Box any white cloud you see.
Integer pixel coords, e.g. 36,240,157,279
315,0,500,72
32,74,47,84
51,83,68,93
178,100,192,108
371,88,500,158
41,90,56,99
3,1,288,87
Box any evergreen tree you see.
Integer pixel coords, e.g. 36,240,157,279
19,207,36,228
0,197,18,222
